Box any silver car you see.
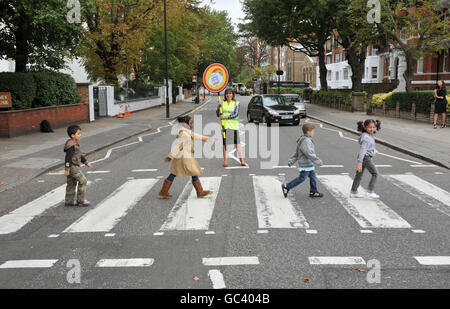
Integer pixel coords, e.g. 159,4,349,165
282,94,307,118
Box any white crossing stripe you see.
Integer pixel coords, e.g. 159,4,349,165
385,174,450,217
160,177,222,231
203,257,260,266
320,165,344,168
95,259,154,267
309,257,366,265
87,171,110,174
318,175,411,228
252,176,310,229
0,184,65,235
0,260,58,269
208,270,226,289
64,179,158,233
414,256,450,266
132,169,158,173
410,165,437,168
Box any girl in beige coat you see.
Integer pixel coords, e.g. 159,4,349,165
159,115,218,199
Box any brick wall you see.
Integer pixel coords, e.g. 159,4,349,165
77,84,90,104
0,104,88,138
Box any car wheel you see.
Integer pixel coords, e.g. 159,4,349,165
293,120,300,126
247,112,253,123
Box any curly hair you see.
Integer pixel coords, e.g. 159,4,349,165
357,119,381,133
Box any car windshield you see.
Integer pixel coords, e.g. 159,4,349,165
263,96,288,106
284,95,302,104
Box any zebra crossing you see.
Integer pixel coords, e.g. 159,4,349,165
0,173,449,237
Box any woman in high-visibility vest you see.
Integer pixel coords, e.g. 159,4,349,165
217,89,246,167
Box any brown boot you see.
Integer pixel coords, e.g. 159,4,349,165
159,179,173,199
193,180,211,198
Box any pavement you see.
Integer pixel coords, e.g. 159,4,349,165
0,94,449,289
0,97,205,194
305,103,450,170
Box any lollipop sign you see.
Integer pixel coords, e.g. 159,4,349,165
203,63,229,93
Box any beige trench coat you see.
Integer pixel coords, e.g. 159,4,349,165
168,126,209,177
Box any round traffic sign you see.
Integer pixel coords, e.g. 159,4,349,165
203,63,229,93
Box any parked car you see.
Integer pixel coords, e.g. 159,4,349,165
282,94,307,118
247,95,301,126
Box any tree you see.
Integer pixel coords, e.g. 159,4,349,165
0,0,81,72
243,0,340,90
378,0,450,92
237,24,271,69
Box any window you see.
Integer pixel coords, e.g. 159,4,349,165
372,48,378,56
327,55,332,64
327,70,331,81
336,71,340,81
417,57,423,73
335,53,340,63
371,67,378,79
344,68,349,80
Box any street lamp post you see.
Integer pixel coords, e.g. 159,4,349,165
164,0,170,118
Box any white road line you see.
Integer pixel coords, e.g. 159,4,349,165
375,165,392,168
153,232,164,236
132,169,158,173
202,257,260,266
205,231,216,235
435,172,444,175
377,152,422,165
309,257,366,265
360,230,374,234
318,175,411,229
95,259,154,268
87,171,110,174
385,175,450,217
306,230,318,234
225,166,249,170
253,176,310,229
48,234,60,238
412,230,426,234
257,230,269,234
320,165,344,168
208,270,226,289
48,172,64,175
104,233,116,237
160,177,222,231
414,256,450,266
64,179,159,233
273,166,297,169
0,184,66,235
410,165,437,168
0,260,58,269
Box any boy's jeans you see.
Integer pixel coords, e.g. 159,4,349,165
286,170,318,193
65,165,87,203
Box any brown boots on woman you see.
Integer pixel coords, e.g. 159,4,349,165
158,179,211,199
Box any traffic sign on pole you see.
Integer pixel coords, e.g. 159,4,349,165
203,63,229,93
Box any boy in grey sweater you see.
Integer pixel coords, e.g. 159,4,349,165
282,123,324,198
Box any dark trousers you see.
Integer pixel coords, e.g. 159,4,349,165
286,170,318,193
167,174,199,182
351,156,378,193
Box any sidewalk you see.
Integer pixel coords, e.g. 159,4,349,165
0,97,206,193
306,103,450,169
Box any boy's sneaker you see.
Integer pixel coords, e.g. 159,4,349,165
310,192,324,198
350,192,364,198
366,192,380,199
77,200,91,207
281,184,290,198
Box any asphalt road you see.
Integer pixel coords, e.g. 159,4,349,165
0,95,449,289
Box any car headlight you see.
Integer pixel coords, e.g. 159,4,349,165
268,109,278,116
294,109,301,115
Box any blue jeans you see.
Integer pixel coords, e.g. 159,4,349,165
286,170,318,193
167,174,199,182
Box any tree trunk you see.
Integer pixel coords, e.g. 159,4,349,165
14,13,29,72
403,50,414,93
318,44,328,91
347,47,366,92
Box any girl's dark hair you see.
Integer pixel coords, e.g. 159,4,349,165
224,88,236,100
438,80,446,91
357,119,381,133
177,115,192,124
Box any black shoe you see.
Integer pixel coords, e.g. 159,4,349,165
282,184,290,198
65,202,78,207
310,192,324,198
77,200,91,207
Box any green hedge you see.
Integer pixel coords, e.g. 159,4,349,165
0,72,79,110
32,72,80,108
0,73,36,110
372,91,441,114
311,90,355,105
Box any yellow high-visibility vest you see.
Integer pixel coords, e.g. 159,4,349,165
221,100,240,130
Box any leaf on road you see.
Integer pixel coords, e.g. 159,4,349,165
195,239,200,242
248,249,253,253
0,181,4,186
257,254,261,257
385,276,391,280
189,217,193,219
234,248,238,252
303,278,310,283
358,268,366,273
193,276,200,281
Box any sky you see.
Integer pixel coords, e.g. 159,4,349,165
201,0,246,30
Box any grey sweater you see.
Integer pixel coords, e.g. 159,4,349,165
288,136,323,168
357,132,376,164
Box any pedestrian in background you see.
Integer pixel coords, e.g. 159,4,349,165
159,115,218,199
217,88,246,167
434,80,447,129
282,123,324,198
64,125,92,207
350,119,381,199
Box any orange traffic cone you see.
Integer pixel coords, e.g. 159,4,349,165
124,105,131,117
118,105,124,118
